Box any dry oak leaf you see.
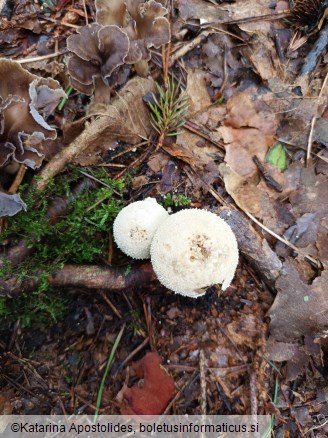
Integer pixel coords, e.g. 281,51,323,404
216,88,278,177
268,261,328,341
117,352,175,415
219,163,294,234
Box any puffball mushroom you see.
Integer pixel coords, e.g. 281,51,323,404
150,209,239,298
113,198,169,259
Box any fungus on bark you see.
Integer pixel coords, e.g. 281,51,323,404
66,23,129,95
113,198,169,259
150,209,239,298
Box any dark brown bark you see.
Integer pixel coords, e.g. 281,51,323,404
1,262,157,297
220,209,282,287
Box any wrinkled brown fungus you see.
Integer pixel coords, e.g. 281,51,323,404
0,59,65,170
95,0,126,26
123,0,171,76
66,23,129,95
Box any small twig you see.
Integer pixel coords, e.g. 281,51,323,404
244,211,320,266
162,371,199,415
82,0,88,25
307,72,328,166
184,120,225,151
15,49,69,64
217,324,245,362
8,165,27,194
252,155,283,192
199,350,207,415
250,372,258,416
38,15,80,29
306,116,316,167
115,337,150,374
1,263,156,296
100,291,123,319
169,31,211,67
162,42,171,86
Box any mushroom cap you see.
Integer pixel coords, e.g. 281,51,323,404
66,24,129,95
150,209,239,298
113,198,169,259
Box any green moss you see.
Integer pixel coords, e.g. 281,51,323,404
0,168,124,329
161,193,191,208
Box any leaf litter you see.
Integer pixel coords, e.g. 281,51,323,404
0,0,328,434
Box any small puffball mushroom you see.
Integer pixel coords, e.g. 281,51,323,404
150,209,239,298
113,198,169,259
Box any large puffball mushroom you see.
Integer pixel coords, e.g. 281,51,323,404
113,198,169,259
150,209,239,298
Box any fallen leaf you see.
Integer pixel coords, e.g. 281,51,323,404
268,261,328,340
69,77,156,166
117,352,175,415
185,69,212,115
216,88,278,177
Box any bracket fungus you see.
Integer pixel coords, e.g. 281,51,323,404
0,59,65,170
113,198,169,259
66,23,129,95
150,209,239,298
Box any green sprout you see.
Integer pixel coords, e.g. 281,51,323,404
147,78,189,148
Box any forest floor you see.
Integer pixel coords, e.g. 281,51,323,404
0,1,328,437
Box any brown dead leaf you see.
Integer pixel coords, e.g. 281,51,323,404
215,88,278,177
219,126,275,177
266,338,300,362
117,352,175,415
71,77,155,166
219,163,294,234
185,69,212,115
177,0,230,23
268,261,328,340
161,142,195,167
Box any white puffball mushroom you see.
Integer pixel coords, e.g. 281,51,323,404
113,198,169,259
150,209,239,298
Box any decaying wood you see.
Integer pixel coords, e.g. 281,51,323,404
219,209,282,287
0,263,156,297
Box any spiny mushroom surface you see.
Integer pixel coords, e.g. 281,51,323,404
150,209,239,298
113,198,169,259
66,23,129,95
